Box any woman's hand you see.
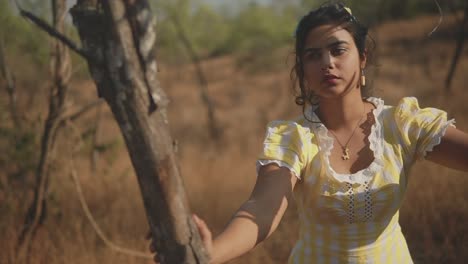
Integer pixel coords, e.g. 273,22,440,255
146,231,160,263
192,214,214,259
147,214,214,264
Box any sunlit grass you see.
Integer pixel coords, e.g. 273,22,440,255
1,13,468,264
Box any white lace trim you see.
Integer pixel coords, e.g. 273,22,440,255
419,119,456,160
256,159,301,179
304,97,385,185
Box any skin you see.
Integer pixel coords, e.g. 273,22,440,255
149,24,468,264
302,24,375,174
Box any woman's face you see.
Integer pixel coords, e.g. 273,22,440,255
302,24,366,100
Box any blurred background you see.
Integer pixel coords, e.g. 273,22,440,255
1,0,468,263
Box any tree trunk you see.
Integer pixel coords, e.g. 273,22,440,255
70,1,208,263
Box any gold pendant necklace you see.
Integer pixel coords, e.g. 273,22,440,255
328,104,366,161
342,147,350,160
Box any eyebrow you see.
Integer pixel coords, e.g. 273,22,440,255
304,40,349,53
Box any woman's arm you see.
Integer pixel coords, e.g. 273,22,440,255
206,163,298,264
426,126,468,171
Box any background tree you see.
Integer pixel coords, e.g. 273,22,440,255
16,1,72,263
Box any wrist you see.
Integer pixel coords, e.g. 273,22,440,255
209,238,222,264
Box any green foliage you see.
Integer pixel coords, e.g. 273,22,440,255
223,4,297,55
222,4,297,72
2,0,461,69
153,0,298,65
151,0,466,66
190,4,231,57
1,0,464,69
0,114,39,185
154,0,231,62
0,1,49,67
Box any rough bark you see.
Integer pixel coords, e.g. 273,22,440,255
16,0,72,263
70,1,208,263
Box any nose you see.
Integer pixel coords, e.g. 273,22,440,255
321,52,333,70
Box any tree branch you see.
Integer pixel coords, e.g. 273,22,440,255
15,4,90,60
16,1,73,262
170,12,221,142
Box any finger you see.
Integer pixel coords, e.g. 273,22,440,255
149,242,156,253
153,254,160,263
145,230,152,240
193,214,212,243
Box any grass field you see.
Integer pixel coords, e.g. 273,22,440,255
1,13,468,264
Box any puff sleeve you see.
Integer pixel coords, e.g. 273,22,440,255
256,121,312,179
394,97,455,161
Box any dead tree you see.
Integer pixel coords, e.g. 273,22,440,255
170,12,221,142
69,1,208,263
445,2,468,94
17,0,208,262
16,0,72,262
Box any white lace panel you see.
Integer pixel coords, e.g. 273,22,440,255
345,181,373,224
304,97,386,185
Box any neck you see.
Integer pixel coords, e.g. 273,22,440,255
316,93,366,130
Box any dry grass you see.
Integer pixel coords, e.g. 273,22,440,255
1,14,468,263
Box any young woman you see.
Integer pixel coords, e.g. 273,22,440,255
151,2,468,263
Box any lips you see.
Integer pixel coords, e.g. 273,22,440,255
322,74,340,83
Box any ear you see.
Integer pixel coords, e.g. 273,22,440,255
360,48,368,69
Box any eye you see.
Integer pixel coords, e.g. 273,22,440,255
331,47,347,56
304,50,321,61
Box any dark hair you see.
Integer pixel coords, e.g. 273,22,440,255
291,2,376,112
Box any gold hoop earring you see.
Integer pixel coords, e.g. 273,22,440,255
360,69,366,87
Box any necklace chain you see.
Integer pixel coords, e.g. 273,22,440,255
327,104,366,160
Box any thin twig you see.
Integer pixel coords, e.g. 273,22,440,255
68,150,152,259
16,3,73,262
427,0,443,37
69,164,153,259
14,0,90,60
61,99,104,123
53,99,105,148
170,11,221,142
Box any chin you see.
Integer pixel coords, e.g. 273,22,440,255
318,88,347,99
318,84,358,100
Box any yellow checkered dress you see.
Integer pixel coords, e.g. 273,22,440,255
257,97,454,264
